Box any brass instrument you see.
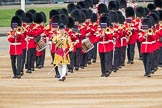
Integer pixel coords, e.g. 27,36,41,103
105,27,110,33
16,26,24,34
148,28,153,35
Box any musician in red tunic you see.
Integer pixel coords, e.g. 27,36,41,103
138,18,155,77
95,15,113,77
8,16,24,78
125,7,138,64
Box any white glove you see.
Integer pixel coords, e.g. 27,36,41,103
25,37,29,41
48,41,52,45
69,48,73,52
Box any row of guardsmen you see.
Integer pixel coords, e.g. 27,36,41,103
7,0,162,81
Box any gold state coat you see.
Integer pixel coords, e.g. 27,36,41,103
52,33,73,65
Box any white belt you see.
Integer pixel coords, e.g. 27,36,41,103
121,37,126,40
27,36,34,39
99,40,113,44
142,41,153,44
10,42,21,45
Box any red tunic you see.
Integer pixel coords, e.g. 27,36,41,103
8,30,24,55
96,31,114,53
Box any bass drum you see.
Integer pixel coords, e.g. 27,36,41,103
81,38,94,53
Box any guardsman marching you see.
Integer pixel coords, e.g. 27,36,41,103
8,16,24,78
136,6,145,60
15,9,26,75
138,18,155,77
125,7,138,64
95,15,113,77
70,9,82,71
67,17,79,73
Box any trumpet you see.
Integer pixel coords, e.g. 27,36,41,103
16,26,24,34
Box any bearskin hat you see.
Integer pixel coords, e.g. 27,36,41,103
49,9,59,19
146,15,155,26
142,18,152,28
71,9,82,22
147,3,156,11
99,14,110,27
80,11,86,23
11,16,22,29
25,12,33,23
34,12,44,24
77,1,88,9
125,7,135,18
91,13,97,22
93,0,99,5
40,12,46,23
109,11,119,23
15,9,25,22
136,6,144,18
154,0,162,8
119,0,127,9
98,3,108,15
152,10,159,16
57,9,64,15
81,9,90,20
159,10,162,21
84,0,90,8
60,14,69,26
67,16,74,28
61,8,68,16
85,0,93,7
144,7,150,17
51,15,62,26
108,1,119,10
117,10,124,24
27,9,36,20
150,12,159,24
67,3,76,13
76,5,82,10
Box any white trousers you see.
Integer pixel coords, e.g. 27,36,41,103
58,64,67,79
